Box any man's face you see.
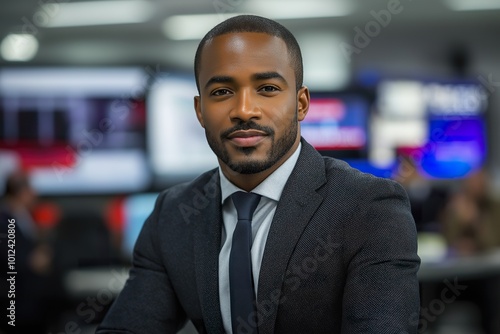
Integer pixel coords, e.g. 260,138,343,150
194,32,309,175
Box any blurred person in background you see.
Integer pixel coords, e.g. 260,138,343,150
392,155,449,233
441,167,500,257
436,167,500,334
0,170,57,333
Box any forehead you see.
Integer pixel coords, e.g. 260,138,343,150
198,32,294,83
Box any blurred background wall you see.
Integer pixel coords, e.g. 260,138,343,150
1,0,500,333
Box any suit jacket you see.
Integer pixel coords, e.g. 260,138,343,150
97,139,420,334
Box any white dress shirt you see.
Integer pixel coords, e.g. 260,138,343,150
218,143,302,334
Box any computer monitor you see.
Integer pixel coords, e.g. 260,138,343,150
302,91,371,160
0,67,151,194
147,73,218,187
373,78,488,179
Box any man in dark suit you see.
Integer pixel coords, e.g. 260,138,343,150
97,15,420,334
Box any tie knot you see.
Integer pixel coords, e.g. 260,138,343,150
231,191,261,221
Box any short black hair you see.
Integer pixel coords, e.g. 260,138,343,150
194,15,303,93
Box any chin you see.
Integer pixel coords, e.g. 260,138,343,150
227,158,274,175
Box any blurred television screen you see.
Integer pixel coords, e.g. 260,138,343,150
372,79,488,179
121,192,158,259
0,67,151,194
302,91,372,160
302,94,368,150
147,73,218,186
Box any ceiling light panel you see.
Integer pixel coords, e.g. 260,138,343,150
38,0,153,28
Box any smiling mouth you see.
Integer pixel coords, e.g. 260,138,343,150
227,130,267,147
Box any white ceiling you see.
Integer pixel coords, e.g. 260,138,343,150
1,0,499,75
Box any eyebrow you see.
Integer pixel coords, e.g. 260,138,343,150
203,71,287,91
204,75,235,91
252,71,287,84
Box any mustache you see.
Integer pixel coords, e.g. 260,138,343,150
221,121,274,139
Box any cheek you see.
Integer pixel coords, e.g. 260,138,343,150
201,117,218,133
267,99,297,127
200,103,223,126
201,112,229,135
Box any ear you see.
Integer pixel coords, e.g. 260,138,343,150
194,95,205,128
297,85,310,121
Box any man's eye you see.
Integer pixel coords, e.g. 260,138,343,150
212,89,231,96
260,86,279,92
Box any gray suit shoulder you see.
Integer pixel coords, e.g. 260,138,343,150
156,168,220,207
321,156,408,199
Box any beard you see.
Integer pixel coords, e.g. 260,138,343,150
205,110,299,175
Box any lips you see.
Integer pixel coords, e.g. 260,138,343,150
227,130,267,147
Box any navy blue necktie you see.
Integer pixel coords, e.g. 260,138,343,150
229,191,261,334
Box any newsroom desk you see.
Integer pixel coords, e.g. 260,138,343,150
418,249,500,282
63,250,500,333
63,249,500,298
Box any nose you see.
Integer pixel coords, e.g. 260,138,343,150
229,88,261,122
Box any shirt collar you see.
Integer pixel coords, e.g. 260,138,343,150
219,142,302,203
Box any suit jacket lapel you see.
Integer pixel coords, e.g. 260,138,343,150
257,140,327,334
193,170,225,333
